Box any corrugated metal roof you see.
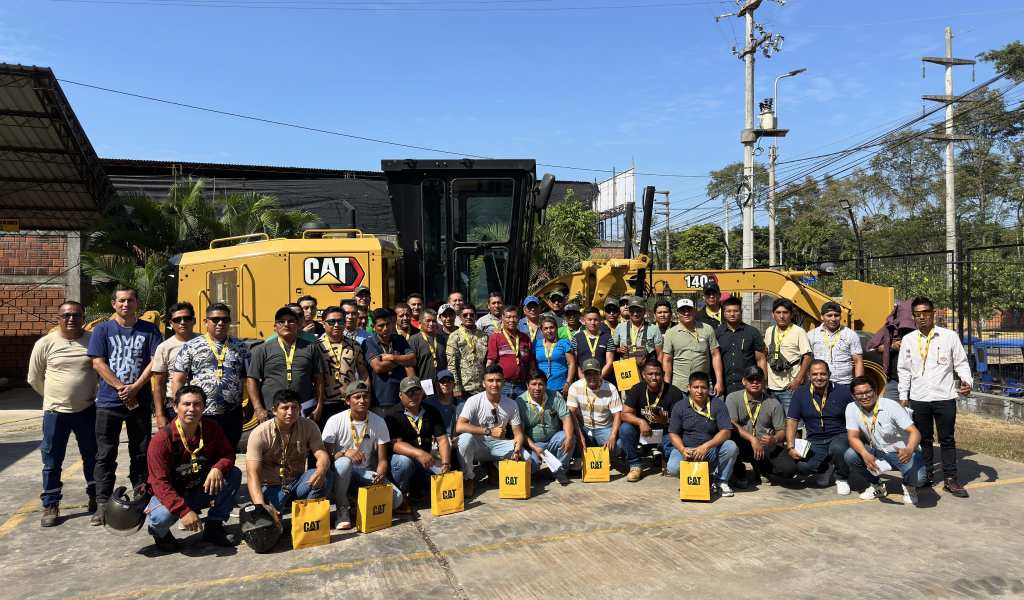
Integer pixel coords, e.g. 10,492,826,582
0,64,111,230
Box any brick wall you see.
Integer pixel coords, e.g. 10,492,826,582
0,233,71,382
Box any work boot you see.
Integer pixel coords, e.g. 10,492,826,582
626,466,643,483
201,521,237,547
87,495,98,514
90,503,106,527
485,462,500,486
554,469,570,486
464,477,476,498
394,500,413,517
944,477,969,498
41,505,60,528
150,529,181,553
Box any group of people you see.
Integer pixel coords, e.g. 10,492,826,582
27,280,973,552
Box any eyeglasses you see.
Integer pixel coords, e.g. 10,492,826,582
207,316,230,324
325,318,344,326
59,313,83,320
170,316,195,324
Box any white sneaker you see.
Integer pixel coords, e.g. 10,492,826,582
835,479,851,496
902,484,918,506
859,483,886,500
718,482,735,497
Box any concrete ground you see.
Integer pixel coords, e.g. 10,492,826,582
2,386,1024,600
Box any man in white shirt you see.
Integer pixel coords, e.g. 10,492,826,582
455,364,529,497
764,298,812,414
844,376,926,505
897,296,972,497
322,381,403,530
566,359,626,471
807,301,863,385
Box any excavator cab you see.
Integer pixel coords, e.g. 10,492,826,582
382,159,554,308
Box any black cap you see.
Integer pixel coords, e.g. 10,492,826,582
274,306,297,321
703,281,721,295
741,365,765,381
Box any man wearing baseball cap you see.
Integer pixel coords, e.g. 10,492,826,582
426,369,460,438
725,366,796,486
437,303,459,336
662,298,724,397
353,285,372,309
387,377,452,510
518,296,543,343
696,281,723,329
566,358,627,470
613,297,663,369
602,297,621,336
563,303,582,339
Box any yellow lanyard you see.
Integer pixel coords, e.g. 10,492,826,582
810,384,828,429
743,391,763,434
502,330,521,365
821,327,841,360
543,339,556,377
175,418,204,472
689,398,713,421
604,319,616,332
527,323,538,343
421,332,438,369
917,329,937,376
277,337,296,383
527,395,547,424
859,401,880,446
706,307,721,322
629,323,642,349
583,386,600,425
405,411,425,447
682,325,701,343
584,332,600,358
458,328,478,363
773,325,791,353
275,421,292,480
204,334,228,380
645,386,663,410
350,418,368,449
321,337,346,383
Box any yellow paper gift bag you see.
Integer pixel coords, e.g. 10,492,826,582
582,446,610,483
430,470,465,517
356,484,393,533
498,460,531,499
679,461,711,502
613,358,640,391
290,498,330,549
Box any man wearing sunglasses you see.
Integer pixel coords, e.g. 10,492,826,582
152,302,197,429
28,301,98,527
171,303,251,447
248,306,326,425
898,296,972,497
318,306,369,428
87,285,162,526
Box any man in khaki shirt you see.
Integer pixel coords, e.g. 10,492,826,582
245,389,333,520
662,299,723,396
764,298,812,414
27,301,98,527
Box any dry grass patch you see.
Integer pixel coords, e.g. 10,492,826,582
956,413,1024,463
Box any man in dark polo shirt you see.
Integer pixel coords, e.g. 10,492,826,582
363,308,416,411
695,281,723,329
386,377,452,509
247,306,325,424
666,371,738,497
487,305,533,400
571,307,614,382
785,360,854,495
716,296,768,395
620,359,683,481
725,366,796,486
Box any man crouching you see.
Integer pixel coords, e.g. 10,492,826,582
145,385,241,552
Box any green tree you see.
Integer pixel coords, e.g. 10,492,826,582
530,188,599,287
979,41,1024,82
672,224,727,269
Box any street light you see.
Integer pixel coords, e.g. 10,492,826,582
768,67,807,268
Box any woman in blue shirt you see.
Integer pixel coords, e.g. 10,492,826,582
535,316,575,396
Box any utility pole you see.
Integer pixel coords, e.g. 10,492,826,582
922,27,974,290
724,195,731,269
767,143,777,266
718,0,784,322
655,190,671,269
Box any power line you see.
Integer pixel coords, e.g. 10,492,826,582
57,78,710,178
50,0,727,11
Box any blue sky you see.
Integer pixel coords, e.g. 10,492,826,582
5,0,1024,227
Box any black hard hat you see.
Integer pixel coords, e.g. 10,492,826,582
240,503,282,554
103,485,151,536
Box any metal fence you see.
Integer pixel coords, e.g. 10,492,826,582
961,243,1024,398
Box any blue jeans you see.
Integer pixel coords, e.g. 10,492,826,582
146,466,242,536
390,454,440,494
502,382,526,401
331,457,403,510
771,388,794,415
526,430,573,472
797,434,851,480
617,422,673,468
845,446,927,487
456,434,529,479
262,467,335,512
666,440,739,484
40,406,97,507
581,426,629,463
